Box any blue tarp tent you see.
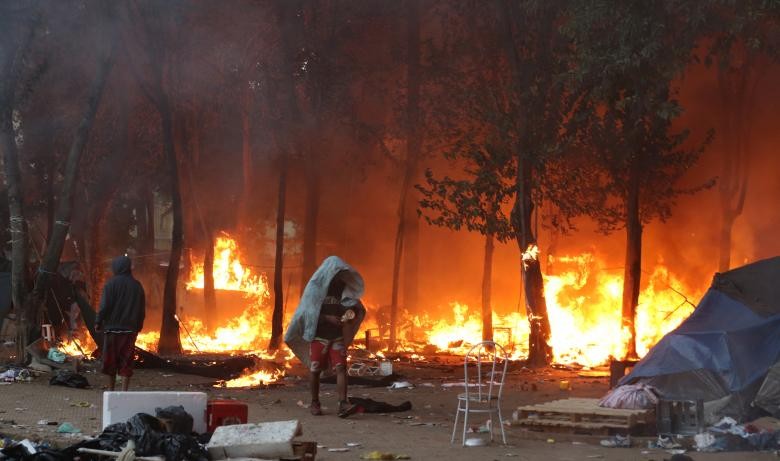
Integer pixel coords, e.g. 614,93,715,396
621,256,780,418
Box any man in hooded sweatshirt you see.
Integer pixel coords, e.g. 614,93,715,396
96,255,145,391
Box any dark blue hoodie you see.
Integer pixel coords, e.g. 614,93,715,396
96,256,145,332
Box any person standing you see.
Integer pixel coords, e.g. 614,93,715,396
285,256,366,417
95,255,145,391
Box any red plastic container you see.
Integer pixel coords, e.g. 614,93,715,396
207,399,248,433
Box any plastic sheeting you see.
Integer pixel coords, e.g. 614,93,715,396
621,257,780,419
755,362,780,417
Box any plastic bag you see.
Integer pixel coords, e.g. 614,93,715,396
155,405,194,434
47,348,66,363
599,383,659,409
49,370,89,389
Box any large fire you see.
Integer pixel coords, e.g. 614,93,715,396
390,252,699,367
66,233,702,384
135,234,292,387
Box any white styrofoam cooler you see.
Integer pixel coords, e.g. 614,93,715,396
102,391,208,433
206,420,302,460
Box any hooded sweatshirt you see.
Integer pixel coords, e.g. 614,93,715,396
96,256,146,332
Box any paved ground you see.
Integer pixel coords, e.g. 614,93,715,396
0,359,776,461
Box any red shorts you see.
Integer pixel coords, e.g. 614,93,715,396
101,332,137,377
310,339,346,372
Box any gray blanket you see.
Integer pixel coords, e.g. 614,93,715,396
284,256,365,368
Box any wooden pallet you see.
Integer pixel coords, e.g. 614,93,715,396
511,398,654,435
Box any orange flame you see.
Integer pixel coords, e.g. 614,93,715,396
382,252,699,367
135,234,290,387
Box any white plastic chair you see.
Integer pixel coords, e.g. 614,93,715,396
451,341,508,445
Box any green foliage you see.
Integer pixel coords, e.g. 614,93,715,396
564,0,714,233
417,0,583,240
417,139,515,242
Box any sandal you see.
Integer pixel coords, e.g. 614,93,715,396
337,400,359,418
310,400,322,416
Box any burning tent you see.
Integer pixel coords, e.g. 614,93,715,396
620,256,780,421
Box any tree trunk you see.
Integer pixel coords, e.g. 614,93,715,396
140,189,156,257
512,158,552,367
716,64,751,273
299,163,320,296
238,92,253,231
32,41,114,312
0,63,31,364
157,100,183,356
203,229,216,332
389,0,421,351
718,210,735,273
84,83,130,309
85,220,103,309
269,158,288,351
482,233,494,341
402,192,419,312
45,160,54,245
621,160,642,360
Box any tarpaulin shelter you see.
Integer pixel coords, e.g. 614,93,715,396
620,256,780,421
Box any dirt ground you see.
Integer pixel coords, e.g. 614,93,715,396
0,358,776,461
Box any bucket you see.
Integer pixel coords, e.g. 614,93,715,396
379,361,393,376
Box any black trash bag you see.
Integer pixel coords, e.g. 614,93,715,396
348,397,412,413
49,369,89,389
54,413,209,461
121,413,208,461
156,405,194,434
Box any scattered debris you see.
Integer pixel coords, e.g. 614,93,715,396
599,434,631,448
56,422,81,434
387,381,414,390
360,451,410,460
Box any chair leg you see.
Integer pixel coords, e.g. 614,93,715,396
461,402,469,446
498,406,506,445
450,403,461,444
489,411,495,442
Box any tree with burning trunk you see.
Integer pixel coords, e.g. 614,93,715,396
419,0,581,366
565,0,713,359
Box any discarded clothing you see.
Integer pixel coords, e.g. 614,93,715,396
285,256,365,368
0,368,29,382
49,369,89,389
348,397,412,414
